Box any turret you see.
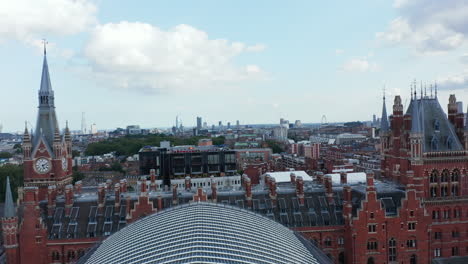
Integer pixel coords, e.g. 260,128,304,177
64,121,72,157
185,176,191,191
2,177,19,264
98,183,106,214
448,94,457,125
149,169,157,191
23,123,32,160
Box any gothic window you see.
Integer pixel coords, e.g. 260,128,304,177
338,252,345,264
338,237,344,246
430,186,437,197
443,209,451,219
388,238,397,261
451,169,460,182
430,170,438,183
432,210,440,220
452,185,459,196
434,248,441,257
441,186,448,196
410,254,417,264
434,231,442,239
52,251,60,261
452,247,459,256
441,170,449,182
368,224,377,233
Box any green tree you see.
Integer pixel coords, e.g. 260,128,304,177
72,166,85,184
0,152,13,159
212,136,226,145
0,164,23,202
265,140,284,154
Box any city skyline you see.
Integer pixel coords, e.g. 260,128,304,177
1,0,468,132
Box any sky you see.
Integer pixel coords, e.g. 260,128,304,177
1,0,468,132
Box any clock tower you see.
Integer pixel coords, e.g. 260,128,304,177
23,46,73,201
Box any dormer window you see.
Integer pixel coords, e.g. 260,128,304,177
433,119,440,131
447,136,454,150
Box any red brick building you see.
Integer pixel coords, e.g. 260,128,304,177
3,52,468,264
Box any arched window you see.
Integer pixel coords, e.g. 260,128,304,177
434,119,440,131
410,254,417,264
430,170,438,183
388,238,397,261
338,252,345,264
407,237,417,248
431,136,439,151
451,169,460,182
51,251,60,261
441,185,448,197
451,184,459,196
441,170,449,182
430,186,437,197
447,136,454,150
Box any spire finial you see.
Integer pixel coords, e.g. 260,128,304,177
420,81,423,99
42,39,48,55
383,85,386,100
435,81,438,98
410,84,413,100
430,84,433,98
424,82,427,98
25,121,28,130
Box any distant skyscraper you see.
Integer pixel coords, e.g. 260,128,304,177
203,122,207,128
90,123,97,134
236,120,240,128
294,120,302,128
81,112,87,134
218,121,222,129
197,117,202,130
227,122,231,129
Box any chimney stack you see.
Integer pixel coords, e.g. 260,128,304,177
296,176,304,205
343,185,353,225
98,183,106,213
65,184,74,216
211,176,217,202
245,177,252,207
139,176,147,194
290,173,296,184
340,172,347,184
125,195,132,220
172,184,178,205
157,195,163,211
269,177,277,206
74,181,82,194
324,175,334,204
120,179,127,193
114,183,121,212
150,169,157,191
185,176,191,191
366,171,375,192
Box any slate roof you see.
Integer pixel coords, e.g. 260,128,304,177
3,177,15,218
406,97,463,152
41,180,405,240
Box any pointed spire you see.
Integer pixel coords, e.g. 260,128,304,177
3,177,16,218
54,126,61,142
40,51,53,93
23,122,31,143
381,93,389,132
410,84,413,100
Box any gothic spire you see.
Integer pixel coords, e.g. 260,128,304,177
380,93,389,132
3,177,16,218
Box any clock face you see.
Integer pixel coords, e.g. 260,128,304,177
35,158,51,174
62,157,68,171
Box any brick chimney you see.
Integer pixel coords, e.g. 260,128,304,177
185,176,191,191
269,177,277,206
290,173,296,184
211,177,217,203
47,185,57,217
324,175,334,204
106,179,112,192
245,177,252,207
157,195,163,211
139,176,147,194
74,181,82,194
114,183,121,212
98,183,106,214
366,171,375,192
172,184,178,205
120,179,127,193
296,176,304,205
64,184,74,217
125,195,132,220
340,172,347,184
343,185,352,225
150,169,157,191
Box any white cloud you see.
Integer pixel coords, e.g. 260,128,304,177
0,0,97,45
438,70,468,90
377,0,468,53
83,22,266,93
246,44,266,52
341,58,378,73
